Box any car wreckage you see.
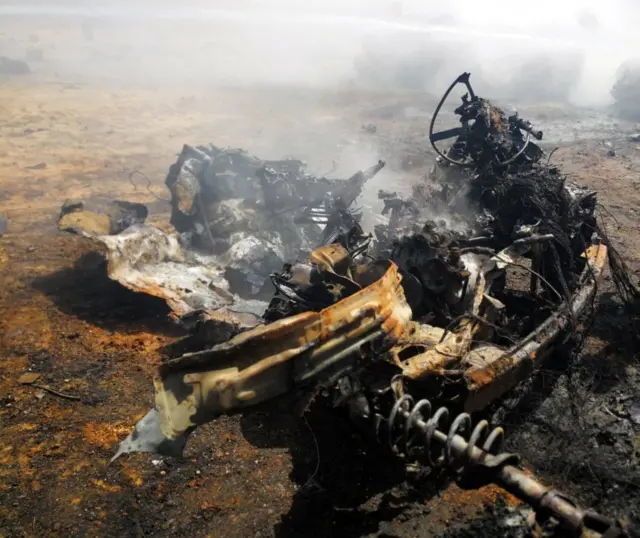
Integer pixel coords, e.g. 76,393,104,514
59,73,639,537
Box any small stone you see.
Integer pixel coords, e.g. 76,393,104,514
18,372,41,385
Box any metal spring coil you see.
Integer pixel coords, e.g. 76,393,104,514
384,379,506,475
376,378,631,537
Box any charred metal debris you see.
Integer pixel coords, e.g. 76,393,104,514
60,73,639,537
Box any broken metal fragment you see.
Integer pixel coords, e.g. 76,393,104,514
111,408,188,462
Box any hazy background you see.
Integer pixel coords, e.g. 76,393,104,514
1,0,640,106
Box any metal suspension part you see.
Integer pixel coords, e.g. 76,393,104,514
370,375,630,538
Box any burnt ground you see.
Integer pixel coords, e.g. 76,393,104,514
1,19,640,538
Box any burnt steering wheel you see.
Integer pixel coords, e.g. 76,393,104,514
429,72,477,168
429,72,536,168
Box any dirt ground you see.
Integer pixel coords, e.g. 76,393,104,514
1,16,640,538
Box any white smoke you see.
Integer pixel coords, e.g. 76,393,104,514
2,0,639,105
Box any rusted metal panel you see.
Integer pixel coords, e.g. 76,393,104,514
151,263,411,445
463,243,608,413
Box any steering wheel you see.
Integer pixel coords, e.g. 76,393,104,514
429,73,477,168
429,72,531,168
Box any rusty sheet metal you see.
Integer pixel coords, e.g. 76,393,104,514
114,263,412,458
155,262,411,441
308,243,352,275
386,321,445,368
399,268,488,380
463,243,608,413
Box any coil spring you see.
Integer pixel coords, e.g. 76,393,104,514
383,377,506,475
376,379,631,537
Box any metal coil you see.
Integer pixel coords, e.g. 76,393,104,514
367,376,628,537
382,376,505,475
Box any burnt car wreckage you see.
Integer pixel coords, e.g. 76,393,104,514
58,73,640,536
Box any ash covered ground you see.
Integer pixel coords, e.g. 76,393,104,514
1,11,640,538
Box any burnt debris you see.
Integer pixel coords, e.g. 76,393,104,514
165,143,384,260
162,143,385,305
76,71,608,440
58,143,385,331
55,72,638,537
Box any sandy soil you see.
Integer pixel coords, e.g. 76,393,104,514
1,17,640,538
